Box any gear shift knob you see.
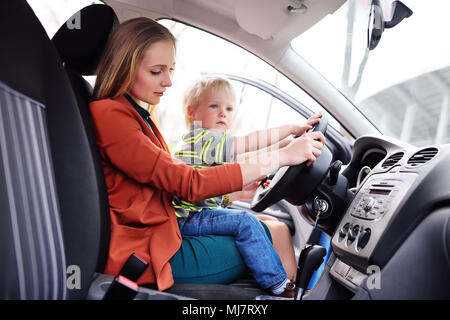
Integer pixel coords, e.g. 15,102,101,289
329,160,342,186
295,244,327,300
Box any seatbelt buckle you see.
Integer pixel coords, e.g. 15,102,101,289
118,252,149,282
103,253,149,300
103,275,139,300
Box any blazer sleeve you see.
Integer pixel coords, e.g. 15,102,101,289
90,100,243,203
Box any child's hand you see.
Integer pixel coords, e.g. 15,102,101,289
279,136,294,148
290,113,322,137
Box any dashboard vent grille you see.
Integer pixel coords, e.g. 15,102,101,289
381,152,404,169
407,147,438,167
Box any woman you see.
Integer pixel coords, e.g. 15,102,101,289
90,17,325,296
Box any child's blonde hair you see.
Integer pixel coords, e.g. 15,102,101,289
183,76,236,128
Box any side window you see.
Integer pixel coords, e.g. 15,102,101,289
229,80,307,136
158,19,350,149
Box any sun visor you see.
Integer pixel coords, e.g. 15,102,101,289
235,0,291,40
235,0,346,41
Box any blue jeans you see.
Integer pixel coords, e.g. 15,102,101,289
177,208,287,289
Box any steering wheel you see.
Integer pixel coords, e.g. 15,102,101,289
251,113,332,212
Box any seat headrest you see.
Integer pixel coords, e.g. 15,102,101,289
52,4,118,76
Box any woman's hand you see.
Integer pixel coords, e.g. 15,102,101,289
281,131,325,167
241,180,261,200
290,113,322,137
237,130,324,186
229,177,268,201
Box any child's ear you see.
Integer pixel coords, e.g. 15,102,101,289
187,105,194,120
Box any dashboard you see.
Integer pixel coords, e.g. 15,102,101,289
324,135,450,298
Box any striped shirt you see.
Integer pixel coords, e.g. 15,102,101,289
172,124,235,217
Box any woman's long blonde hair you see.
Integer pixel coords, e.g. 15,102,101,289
93,17,176,100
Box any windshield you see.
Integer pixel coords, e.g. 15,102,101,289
291,0,450,147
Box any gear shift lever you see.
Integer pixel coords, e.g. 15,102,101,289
294,244,327,300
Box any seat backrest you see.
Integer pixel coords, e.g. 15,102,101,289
0,1,116,299
51,4,119,299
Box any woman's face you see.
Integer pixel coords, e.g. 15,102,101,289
130,40,175,105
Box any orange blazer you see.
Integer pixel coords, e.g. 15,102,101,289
89,95,243,290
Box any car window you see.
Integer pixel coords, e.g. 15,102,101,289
228,80,307,136
158,19,350,150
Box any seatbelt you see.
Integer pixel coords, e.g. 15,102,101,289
103,253,149,300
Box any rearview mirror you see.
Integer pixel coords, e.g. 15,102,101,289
367,0,384,50
368,0,413,50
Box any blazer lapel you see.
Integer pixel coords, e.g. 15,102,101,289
116,95,170,153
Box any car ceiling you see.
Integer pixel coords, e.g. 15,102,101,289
104,0,346,59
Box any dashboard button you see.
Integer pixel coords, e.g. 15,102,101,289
346,268,365,286
363,197,376,211
333,260,350,277
357,228,371,251
347,225,359,245
339,223,350,241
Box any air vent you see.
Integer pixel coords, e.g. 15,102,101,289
381,152,404,169
407,147,438,167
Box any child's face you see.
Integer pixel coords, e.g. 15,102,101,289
189,88,235,132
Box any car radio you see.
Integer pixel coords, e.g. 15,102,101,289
331,172,418,272
349,180,402,221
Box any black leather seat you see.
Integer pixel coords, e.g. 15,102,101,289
0,1,103,299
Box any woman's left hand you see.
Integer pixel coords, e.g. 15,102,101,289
230,177,268,201
240,179,263,200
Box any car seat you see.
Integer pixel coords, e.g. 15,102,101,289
0,0,96,299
